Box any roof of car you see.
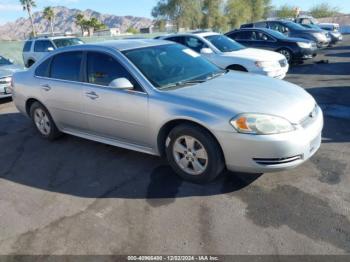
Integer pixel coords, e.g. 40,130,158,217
84,39,171,51
159,31,220,38
27,36,79,41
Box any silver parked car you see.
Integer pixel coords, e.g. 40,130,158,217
11,40,323,183
0,55,23,99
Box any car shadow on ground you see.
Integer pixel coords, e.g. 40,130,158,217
0,112,262,200
0,97,12,105
325,52,350,58
288,61,350,75
306,86,350,143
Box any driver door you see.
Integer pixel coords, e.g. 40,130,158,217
81,51,150,147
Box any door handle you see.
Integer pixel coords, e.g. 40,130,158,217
85,91,99,100
41,84,51,91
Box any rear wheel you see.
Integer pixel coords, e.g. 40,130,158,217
30,102,61,140
278,48,292,63
166,124,225,183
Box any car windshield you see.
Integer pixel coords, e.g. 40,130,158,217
123,44,223,89
53,38,84,48
0,56,12,66
284,21,308,30
205,35,245,52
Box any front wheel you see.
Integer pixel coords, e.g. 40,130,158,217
278,48,293,63
166,124,225,183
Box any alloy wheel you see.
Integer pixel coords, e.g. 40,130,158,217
172,135,208,175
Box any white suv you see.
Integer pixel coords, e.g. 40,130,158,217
159,32,289,79
22,36,84,68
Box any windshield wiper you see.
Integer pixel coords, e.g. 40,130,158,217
205,70,228,81
159,79,207,90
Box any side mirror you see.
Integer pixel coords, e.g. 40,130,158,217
200,48,213,55
47,47,54,52
109,78,134,90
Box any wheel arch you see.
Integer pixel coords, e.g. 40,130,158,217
25,98,44,117
226,64,248,72
157,118,224,159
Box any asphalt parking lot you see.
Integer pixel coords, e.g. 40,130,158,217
0,36,349,256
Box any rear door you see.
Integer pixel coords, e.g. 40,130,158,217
36,51,89,132
227,31,254,47
250,30,277,51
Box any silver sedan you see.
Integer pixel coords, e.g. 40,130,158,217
11,40,323,183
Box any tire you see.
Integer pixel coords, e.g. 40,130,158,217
165,124,225,184
227,65,248,72
30,102,61,140
278,48,293,63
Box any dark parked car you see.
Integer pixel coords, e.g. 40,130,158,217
226,28,317,63
241,20,330,48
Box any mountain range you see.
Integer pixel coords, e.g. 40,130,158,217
0,6,153,40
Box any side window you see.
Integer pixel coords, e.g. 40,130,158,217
255,22,267,28
256,32,274,41
35,58,51,77
23,41,32,52
50,52,82,81
166,36,185,45
34,40,55,52
87,52,141,91
235,31,253,40
184,37,207,53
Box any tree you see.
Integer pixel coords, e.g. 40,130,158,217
75,13,86,35
43,7,55,36
275,4,296,19
225,0,251,29
20,0,36,37
152,0,202,31
201,0,227,31
248,0,265,21
262,0,273,19
310,3,339,18
126,27,139,34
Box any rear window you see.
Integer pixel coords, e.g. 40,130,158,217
50,52,82,81
35,58,51,77
34,40,55,52
23,41,32,52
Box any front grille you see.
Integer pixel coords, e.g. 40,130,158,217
253,155,303,166
279,59,288,67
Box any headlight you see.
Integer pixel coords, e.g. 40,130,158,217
230,114,296,135
255,61,278,68
297,42,312,48
0,77,11,84
313,33,326,41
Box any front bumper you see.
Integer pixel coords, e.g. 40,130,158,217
0,84,12,98
215,107,324,173
317,40,330,48
254,65,289,80
294,47,318,60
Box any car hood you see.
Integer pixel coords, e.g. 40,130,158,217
0,64,24,77
170,72,316,124
222,48,285,61
283,37,312,43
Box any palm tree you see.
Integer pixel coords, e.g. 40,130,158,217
43,7,55,36
20,0,37,37
75,13,85,36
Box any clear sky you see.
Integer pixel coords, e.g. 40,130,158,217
0,0,349,25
